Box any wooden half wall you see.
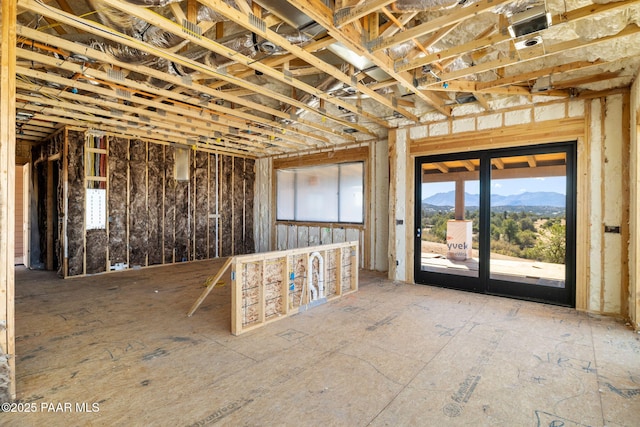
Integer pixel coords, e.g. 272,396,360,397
231,241,359,335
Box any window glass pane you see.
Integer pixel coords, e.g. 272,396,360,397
339,163,363,222
276,169,295,220
295,165,339,222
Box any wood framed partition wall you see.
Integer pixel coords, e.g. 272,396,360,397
31,127,256,278
230,241,359,335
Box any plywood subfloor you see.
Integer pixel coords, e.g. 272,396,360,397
5,261,640,426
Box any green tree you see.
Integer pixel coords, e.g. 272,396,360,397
516,230,537,249
545,223,566,263
519,217,535,232
502,218,519,243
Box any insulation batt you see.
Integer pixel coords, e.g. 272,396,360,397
108,137,128,265
66,131,85,276
492,0,541,17
393,0,460,11
148,143,163,265
387,41,416,61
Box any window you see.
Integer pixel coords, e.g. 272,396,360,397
277,162,364,223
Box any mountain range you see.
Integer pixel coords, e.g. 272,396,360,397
423,191,566,207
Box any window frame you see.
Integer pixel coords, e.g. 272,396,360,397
275,160,365,225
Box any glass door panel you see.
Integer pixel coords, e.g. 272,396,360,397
488,153,567,288
420,159,480,279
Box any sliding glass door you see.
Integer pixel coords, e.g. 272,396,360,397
415,143,576,306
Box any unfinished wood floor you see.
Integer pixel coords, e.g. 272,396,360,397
5,260,640,426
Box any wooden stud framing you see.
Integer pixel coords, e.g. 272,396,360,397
599,97,607,313
145,140,149,267
162,145,166,264
575,105,591,311
0,0,17,400
621,93,631,317
46,160,55,270
228,241,359,336
106,137,110,272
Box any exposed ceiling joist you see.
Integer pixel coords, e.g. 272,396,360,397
10,0,640,156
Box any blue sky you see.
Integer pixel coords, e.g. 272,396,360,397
422,176,567,198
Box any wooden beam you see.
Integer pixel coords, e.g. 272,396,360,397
380,11,417,38
15,91,275,153
399,0,640,73
461,160,476,172
95,0,389,132
369,0,512,52
551,72,621,90
334,0,395,28
16,66,312,151
15,29,335,147
424,165,567,183
422,24,640,89
455,179,465,220
433,162,449,173
18,0,363,141
290,0,452,116
473,92,491,111
527,156,537,168
476,60,606,91
196,0,414,124
0,0,17,400
187,0,197,22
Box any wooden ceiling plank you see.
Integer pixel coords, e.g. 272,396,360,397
369,0,512,52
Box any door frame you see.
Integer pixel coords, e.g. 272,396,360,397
414,142,577,306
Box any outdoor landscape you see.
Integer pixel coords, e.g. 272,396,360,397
421,190,567,265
